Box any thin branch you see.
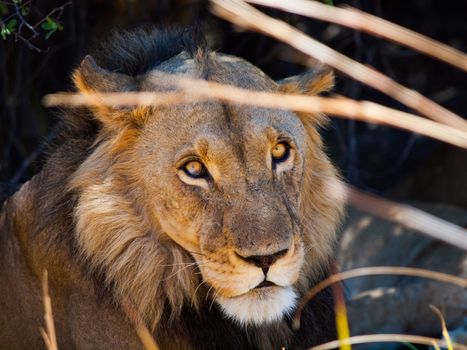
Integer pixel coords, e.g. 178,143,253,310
210,0,467,131
245,0,467,72
14,2,39,39
32,1,71,29
292,266,467,331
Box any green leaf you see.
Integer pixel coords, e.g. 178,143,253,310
41,17,58,30
44,28,56,40
6,18,17,31
20,5,29,16
324,0,334,5
41,16,63,39
41,21,51,30
1,26,12,40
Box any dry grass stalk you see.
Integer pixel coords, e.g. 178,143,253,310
307,334,467,350
43,81,467,149
430,305,454,350
120,299,160,350
41,270,58,350
210,0,467,131
330,266,352,350
292,266,467,331
347,186,467,250
245,0,467,72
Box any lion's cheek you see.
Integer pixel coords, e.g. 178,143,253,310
164,229,200,254
148,198,207,252
155,214,201,253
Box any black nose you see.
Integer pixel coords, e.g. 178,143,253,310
237,249,288,275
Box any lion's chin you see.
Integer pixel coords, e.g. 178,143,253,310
216,286,297,326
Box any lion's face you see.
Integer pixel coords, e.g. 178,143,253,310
139,99,307,324
71,53,345,327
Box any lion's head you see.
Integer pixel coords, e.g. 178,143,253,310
68,28,345,329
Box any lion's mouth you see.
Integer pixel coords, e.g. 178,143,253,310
254,280,276,289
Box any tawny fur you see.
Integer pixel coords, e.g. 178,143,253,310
0,27,345,350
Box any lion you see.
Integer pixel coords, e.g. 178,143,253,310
0,27,345,349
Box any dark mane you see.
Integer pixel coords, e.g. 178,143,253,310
92,25,208,76
59,25,208,138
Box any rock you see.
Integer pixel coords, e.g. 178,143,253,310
337,203,467,349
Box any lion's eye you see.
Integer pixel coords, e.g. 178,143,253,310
271,142,290,163
182,160,206,178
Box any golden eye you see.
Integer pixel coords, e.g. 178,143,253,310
271,142,290,162
183,160,206,178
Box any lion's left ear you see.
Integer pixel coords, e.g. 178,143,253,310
73,55,143,130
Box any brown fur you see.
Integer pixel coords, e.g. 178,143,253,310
0,28,345,349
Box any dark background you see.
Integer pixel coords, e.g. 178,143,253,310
1,0,466,206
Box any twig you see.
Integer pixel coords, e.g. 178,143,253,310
32,1,71,29
292,266,467,331
245,0,467,72
210,0,467,131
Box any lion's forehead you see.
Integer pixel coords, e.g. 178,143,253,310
132,52,308,182
138,103,306,163
138,51,307,152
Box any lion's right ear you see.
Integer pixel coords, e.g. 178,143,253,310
278,67,334,96
73,55,138,129
278,67,334,127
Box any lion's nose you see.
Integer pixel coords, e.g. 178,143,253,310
236,249,288,275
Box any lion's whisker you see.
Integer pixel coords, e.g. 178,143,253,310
209,289,221,312
186,250,205,257
205,285,215,302
191,279,208,307
163,262,204,281
158,262,198,267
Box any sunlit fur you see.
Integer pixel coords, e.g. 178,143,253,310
217,286,297,325
69,64,346,328
0,28,345,349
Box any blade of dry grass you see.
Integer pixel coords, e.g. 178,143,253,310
430,305,454,350
292,266,467,331
41,270,58,350
121,299,160,350
210,0,467,131
347,186,467,250
43,80,467,149
245,0,467,72
307,334,467,350
330,264,352,350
